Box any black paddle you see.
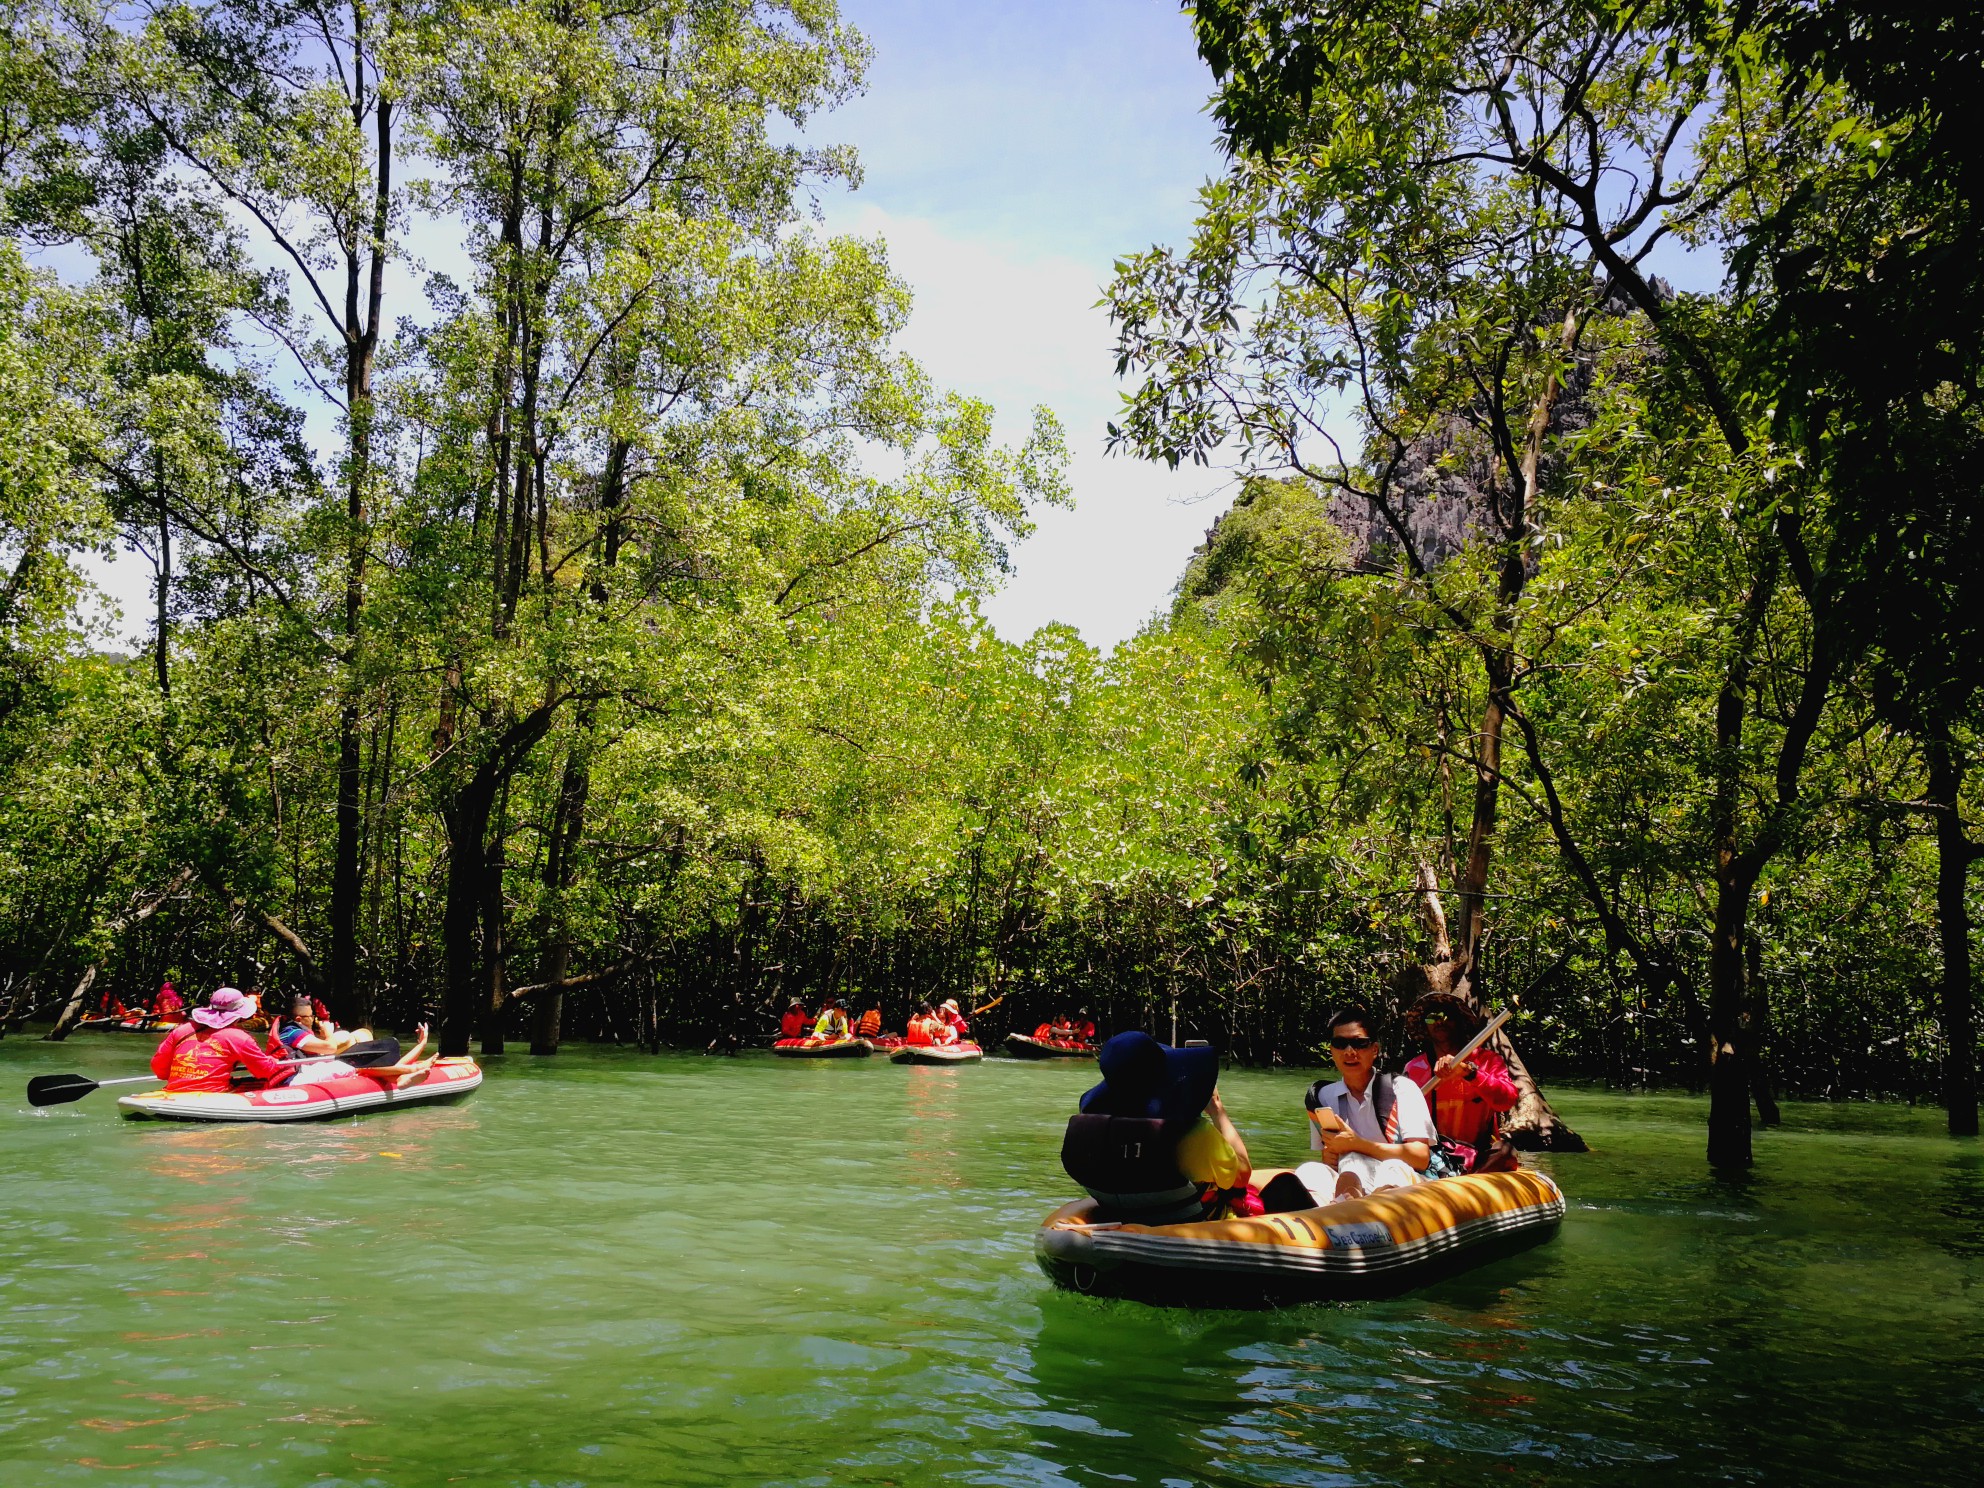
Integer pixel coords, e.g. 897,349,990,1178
26,1038,403,1108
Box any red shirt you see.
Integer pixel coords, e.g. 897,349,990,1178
1403,1048,1520,1149
779,1010,809,1038
151,1024,292,1092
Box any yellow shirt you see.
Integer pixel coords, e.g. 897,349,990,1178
1174,1115,1243,1191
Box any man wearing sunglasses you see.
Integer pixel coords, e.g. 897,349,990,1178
1293,1006,1434,1205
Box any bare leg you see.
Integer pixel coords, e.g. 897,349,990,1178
354,1055,438,1089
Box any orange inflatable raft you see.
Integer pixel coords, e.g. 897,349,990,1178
1004,1033,1098,1059
773,1037,874,1059
1036,1168,1564,1306
889,1041,983,1065
117,1058,483,1123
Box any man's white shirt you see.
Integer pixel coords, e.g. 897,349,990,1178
1309,1075,1435,1151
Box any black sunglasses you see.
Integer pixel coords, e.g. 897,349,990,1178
1330,1035,1378,1050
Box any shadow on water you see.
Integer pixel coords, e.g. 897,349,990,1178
1937,1147,1984,1261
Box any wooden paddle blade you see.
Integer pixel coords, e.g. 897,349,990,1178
27,1073,99,1107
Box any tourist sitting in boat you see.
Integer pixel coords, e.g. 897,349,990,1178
811,995,851,1042
269,994,440,1087
1060,1031,1255,1224
779,999,810,1038
937,999,970,1038
154,980,185,1020
905,1002,951,1046
856,1006,883,1039
1073,1011,1096,1041
1404,992,1520,1171
151,988,292,1091
269,993,373,1062
1292,1006,1433,1204
268,994,389,1062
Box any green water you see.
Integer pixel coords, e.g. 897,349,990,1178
3,1040,1982,1487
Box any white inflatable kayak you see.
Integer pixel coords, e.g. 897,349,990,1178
118,1058,483,1122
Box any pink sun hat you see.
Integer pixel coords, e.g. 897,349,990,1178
191,986,259,1029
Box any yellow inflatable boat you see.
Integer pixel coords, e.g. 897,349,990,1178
1036,1168,1563,1306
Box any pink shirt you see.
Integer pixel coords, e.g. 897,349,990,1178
1404,1048,1520,1149
152,1024,291,1092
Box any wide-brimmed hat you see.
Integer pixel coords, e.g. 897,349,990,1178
1405,991,1484,1045
1079,1031,1218,1127
940,999,960,1013
192,986,259,1029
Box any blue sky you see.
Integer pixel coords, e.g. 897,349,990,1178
83,2,1236,653
813,0,1235,650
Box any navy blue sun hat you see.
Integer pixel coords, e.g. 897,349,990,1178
1079,1031,1219,1126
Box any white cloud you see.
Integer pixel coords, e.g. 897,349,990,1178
828,202,1237,651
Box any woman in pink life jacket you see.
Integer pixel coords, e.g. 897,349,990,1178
151,988,290,1092
1402,992,1521,1168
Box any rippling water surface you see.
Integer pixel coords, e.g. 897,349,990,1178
3,1038,1981,1486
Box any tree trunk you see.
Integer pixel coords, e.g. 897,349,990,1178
531,738,590,1055
1744,929,1781,1127
1493,1028,1587,1152
530,980,563,1056
153,448,171,697
328,52,394,1026
45,868,194,1040
1706,873,1753,1166
1928,737,1979,1138
1404,872,1584,1149
438,706,557,1058
439,778,494,1059
480,787,510,1058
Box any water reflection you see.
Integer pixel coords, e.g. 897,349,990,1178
904,1068,967,1191
1019,1296,1262,1484
4,1048,1984,1487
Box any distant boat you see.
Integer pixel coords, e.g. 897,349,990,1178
889,1041,983,1065
1004,1032,1097,1059
75,1015,183,1034
772,1037,875,1059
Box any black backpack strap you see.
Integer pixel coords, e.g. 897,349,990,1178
1374,1072,1396,1140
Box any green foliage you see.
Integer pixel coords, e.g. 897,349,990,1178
0,0,1977,1121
